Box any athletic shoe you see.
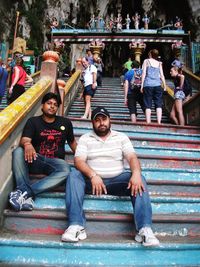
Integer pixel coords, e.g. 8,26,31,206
9,189,30,211
135,227,160,247
61,225,87,242
21,197,34,211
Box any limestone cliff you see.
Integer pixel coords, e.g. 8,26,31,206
0,0,199,55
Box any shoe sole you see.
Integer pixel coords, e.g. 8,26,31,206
135,234,160,247
61,233,87,243
9,199,20,211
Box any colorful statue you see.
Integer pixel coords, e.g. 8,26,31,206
125,14,131,30
97,15,105,31
109,14,115,31
132,12,140,30
89,14,96,30
50,17,59,29
116,12,123,31
174,16,183,30
142,13,150,29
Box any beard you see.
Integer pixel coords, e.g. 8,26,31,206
93,122,111,137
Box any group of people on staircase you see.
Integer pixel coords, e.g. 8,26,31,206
8,92,160,247
122,49,190,126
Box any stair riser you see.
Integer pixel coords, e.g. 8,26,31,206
66,155,200,169
71,120,200,135
0,243,200,266
13,196,199,214
3,216,200,237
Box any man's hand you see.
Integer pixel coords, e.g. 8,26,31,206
92,83,96,90
91,175,107,196
127,174,145,197
24,143,37,163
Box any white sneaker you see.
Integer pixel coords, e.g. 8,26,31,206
135,227,160,247
61,225,87,242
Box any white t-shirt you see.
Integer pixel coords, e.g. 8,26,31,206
75,130,135,178
83,64,97,87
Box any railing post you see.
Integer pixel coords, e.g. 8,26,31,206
40,51,59,92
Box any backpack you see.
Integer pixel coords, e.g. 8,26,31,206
183,79,192,97
130,68,142,90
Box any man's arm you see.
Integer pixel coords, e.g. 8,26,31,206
124,79,129,106
75,156,107,196
68,139,77,154
125,152,145,197
20,136,37,163
92,71,97,89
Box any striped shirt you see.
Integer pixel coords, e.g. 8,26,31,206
75,130,135,178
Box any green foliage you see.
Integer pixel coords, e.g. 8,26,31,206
25,0,47,55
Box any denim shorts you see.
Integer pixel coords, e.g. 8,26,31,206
83,84,96,97
174,90,185,100
143,86,163,109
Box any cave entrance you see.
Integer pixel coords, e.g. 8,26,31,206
102,42,175,78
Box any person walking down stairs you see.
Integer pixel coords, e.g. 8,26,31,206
80,57,97,119
8,57,33,104
62,106,160,247
8,93,77,212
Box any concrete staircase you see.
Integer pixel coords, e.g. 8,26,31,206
0,77,200,266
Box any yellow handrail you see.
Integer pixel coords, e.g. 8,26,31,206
0,77,52,144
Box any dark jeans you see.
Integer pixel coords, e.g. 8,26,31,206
143,86,163,109
127,87,144,115
66,169,152,231
12,147,70,197
8,84,25,104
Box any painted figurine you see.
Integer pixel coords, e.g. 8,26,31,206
142,13,150,29
132,12,140,30
174,17,183,30
89,14,96,30
116,12,123,31
125,14,131,30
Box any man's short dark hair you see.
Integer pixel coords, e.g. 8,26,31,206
131,60,140,69
41,92,61,106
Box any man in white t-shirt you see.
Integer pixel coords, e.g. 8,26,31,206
80,57,97,119
62,106,160,247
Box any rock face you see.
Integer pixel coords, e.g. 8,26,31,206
0,0,199,54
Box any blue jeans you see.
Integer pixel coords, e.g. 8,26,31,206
66,169,152,231
12,147,70,197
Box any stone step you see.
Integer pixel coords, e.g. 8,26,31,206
3,209,200,237
0,233,199,266
70,118,200,135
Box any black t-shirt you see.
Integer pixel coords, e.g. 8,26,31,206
22,115,75,159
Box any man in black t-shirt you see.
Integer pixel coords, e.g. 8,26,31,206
8,92,77,211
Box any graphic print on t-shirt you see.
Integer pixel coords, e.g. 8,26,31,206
39,129,62,158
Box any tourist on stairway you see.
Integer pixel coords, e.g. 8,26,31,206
8,92,77,212
124,60,145,123
94,57,104,86
62,106,160,247
169,66,186,125
140,49,166,124
80,57,97,119
120,56,133,86
85,49,94,64
0,58,8,105
8,57,33,104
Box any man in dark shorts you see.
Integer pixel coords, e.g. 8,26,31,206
80,57,97,119
8,92,77,211
124,61,144,123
